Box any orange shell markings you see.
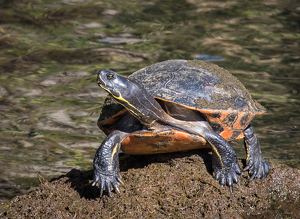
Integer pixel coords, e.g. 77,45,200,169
120,129,210,155
200,109,256,141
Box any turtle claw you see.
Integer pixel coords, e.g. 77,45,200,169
243,155,271,182
93,168,121,197
213,162,242,192
112,182,120,194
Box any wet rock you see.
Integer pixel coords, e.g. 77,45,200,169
0,86,8,97
18,140,34,148
2,151,300,218
40,71,90,86
48,110,76,126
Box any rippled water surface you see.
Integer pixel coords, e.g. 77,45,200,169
0,0,299,201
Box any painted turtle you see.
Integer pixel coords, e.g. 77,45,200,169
93,60,271,196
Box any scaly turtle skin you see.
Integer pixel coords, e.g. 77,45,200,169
93,60,271,196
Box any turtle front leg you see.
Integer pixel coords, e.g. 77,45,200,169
243,124,271,181
205,132,242,192
93,130,130,196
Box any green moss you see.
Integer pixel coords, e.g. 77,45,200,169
187,60,266,113
4,154,300,218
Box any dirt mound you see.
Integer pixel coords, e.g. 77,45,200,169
2,151,300,218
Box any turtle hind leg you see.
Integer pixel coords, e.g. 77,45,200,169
243,124,271,181
171,120,242,192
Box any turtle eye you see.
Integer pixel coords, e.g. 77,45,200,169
106,73,115,80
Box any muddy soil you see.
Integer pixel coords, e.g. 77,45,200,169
2,150,300,218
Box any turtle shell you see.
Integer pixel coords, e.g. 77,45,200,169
98,60,266,154
129,60,265,140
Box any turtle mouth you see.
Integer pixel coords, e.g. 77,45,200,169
97,77,103,86
97,70,104,86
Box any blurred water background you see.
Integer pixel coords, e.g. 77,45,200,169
0,0,299,204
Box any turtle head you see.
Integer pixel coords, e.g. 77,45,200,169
97,69,131,99
97,69,165,125
97,69,142,109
